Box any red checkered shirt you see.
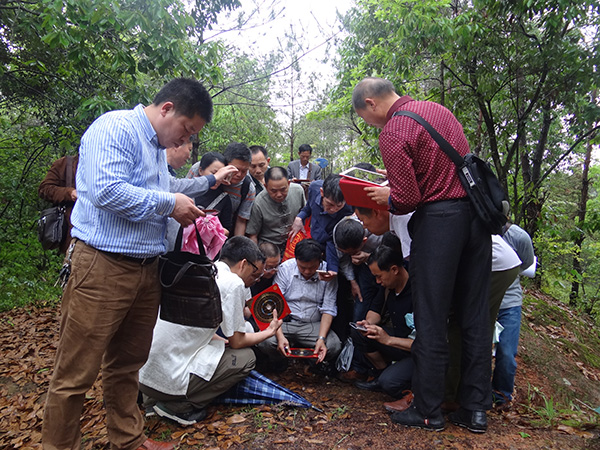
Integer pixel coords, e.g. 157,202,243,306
380,96,468,215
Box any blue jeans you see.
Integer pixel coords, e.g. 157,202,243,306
492,305,522,402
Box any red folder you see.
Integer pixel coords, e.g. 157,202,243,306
339,176,388,210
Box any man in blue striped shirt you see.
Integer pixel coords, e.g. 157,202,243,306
42,78,234,450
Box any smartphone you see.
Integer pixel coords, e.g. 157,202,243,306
349,322,368,332
316,270,328,275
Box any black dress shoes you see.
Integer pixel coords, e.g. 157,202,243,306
448,407,488,433
354,378,383,392
390,405,445,432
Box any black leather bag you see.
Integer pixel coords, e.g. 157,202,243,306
37,206,67,250
159,223,222,328
393,111,509,235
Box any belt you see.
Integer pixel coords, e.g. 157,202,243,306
99,249,158,266
75,239,159,266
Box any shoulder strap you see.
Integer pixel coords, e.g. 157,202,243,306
237,176,251,214
206,191,228,211
392,111,465,167
65,156,74,189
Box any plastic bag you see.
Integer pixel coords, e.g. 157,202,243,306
335,337,354,373
181,215,227,260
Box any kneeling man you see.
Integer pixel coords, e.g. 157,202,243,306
139,236,281,426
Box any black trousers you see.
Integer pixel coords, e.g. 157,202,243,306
351,327,413,398
409,198,492,417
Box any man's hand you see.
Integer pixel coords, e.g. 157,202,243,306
364,324,391,346
171,193,204,226
289,216,304,240
318,270,337,282
212,165,239,188
351,251,369,265
277,335,291,357
69,189,78,202
376,168,387,178
350,280,363,302
314,338,328,363
267,309,283,337
364,186,390,207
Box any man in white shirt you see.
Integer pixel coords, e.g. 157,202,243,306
257,238,341,365
139,237,281,426
354,206,412,259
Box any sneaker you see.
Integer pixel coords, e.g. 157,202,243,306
144,406,157,419
390,405,445,432
153,403,207,426
448,407,487,433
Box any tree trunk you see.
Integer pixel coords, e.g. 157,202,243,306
570,91,595,305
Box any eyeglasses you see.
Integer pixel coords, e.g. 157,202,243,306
249,260,261,274
264,266,279,274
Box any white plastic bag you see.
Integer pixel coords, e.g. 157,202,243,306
335,337,354,373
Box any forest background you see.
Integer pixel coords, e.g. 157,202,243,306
1,0,599,324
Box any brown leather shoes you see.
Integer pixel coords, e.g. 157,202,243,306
137,438,175,450
383,390,414,413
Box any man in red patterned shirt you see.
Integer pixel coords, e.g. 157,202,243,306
352,77,492,433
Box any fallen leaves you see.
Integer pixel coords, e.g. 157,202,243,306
2,304,600,450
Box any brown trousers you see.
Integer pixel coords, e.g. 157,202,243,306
42,241,161,450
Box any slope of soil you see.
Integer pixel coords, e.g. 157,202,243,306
1,289,599,449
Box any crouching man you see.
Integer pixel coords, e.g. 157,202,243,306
139,236,281,426
257,238,342,366
352,233,415,412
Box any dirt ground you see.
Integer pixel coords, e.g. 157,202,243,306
1,301,599,449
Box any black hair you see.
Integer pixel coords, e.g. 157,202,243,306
354,205,374,216
259,241,280,259
153,78,213,122
249,145,268,158
298,144,313,154
224,142,251,164
368,232,403,270
220,236,265,266
352,77,396,110
294,239,323,263
322,174,345,204
199,152,225,170
334,218,365,251
264,166,288,184
353,162,377,172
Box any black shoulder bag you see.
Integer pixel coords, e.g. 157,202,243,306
159,222,222,328
393,111,509,235
38,156,73,250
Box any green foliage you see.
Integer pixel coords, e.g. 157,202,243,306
525,385,560,427
324,0,600,321
329,0,600,233
535,167,600,318
201,51,282,156
0,235,63,311
0,0,240,309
